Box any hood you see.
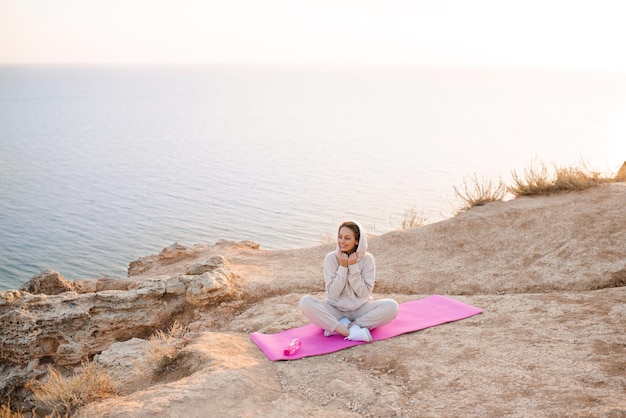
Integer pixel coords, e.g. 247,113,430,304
335,221,368,257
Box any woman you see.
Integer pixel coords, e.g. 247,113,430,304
299,221,399,342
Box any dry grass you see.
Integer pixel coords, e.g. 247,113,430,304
396,206,428,229
28,361,117,417
142,321,188,377
452,173,506,215
449,160,617,214
509,160,614,197
319,232,335,245
508,160,553,196
0,400,23,418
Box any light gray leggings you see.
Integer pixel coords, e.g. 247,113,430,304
299,295,399,333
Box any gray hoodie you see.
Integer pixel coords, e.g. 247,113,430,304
323,221,375,312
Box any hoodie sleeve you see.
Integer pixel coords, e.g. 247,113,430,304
324,252,348,299
346,253,375,298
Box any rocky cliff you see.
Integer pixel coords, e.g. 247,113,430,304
1,183,625,417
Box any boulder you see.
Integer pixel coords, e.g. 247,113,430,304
183,268,239,307
184,255,230,275
20,269,75,295
159,242,194,260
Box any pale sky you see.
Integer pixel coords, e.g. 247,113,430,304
1,0,626,72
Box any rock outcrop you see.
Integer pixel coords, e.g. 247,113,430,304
19,269,76,295
0,246,242,407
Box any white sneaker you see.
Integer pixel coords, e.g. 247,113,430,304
345,325,372,342
324,317,351,337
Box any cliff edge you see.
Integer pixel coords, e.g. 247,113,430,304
1,183,625,417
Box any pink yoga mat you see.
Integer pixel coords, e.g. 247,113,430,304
250,295,482,361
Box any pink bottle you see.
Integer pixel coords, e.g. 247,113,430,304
283,338,301,355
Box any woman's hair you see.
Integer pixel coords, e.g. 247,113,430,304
338,221,360,243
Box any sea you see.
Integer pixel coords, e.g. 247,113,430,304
1,65,625,291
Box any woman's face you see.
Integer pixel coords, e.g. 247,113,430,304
338,226,359,254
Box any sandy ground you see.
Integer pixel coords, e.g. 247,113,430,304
75,184,625,417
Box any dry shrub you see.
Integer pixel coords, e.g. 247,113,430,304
509,160,553,196
452,173,506,215
319,232,335,245
509,160,614,197
143,321,188,377
553,166,596,191
29,361,117,417
0,400,23,418
396,206,428,229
